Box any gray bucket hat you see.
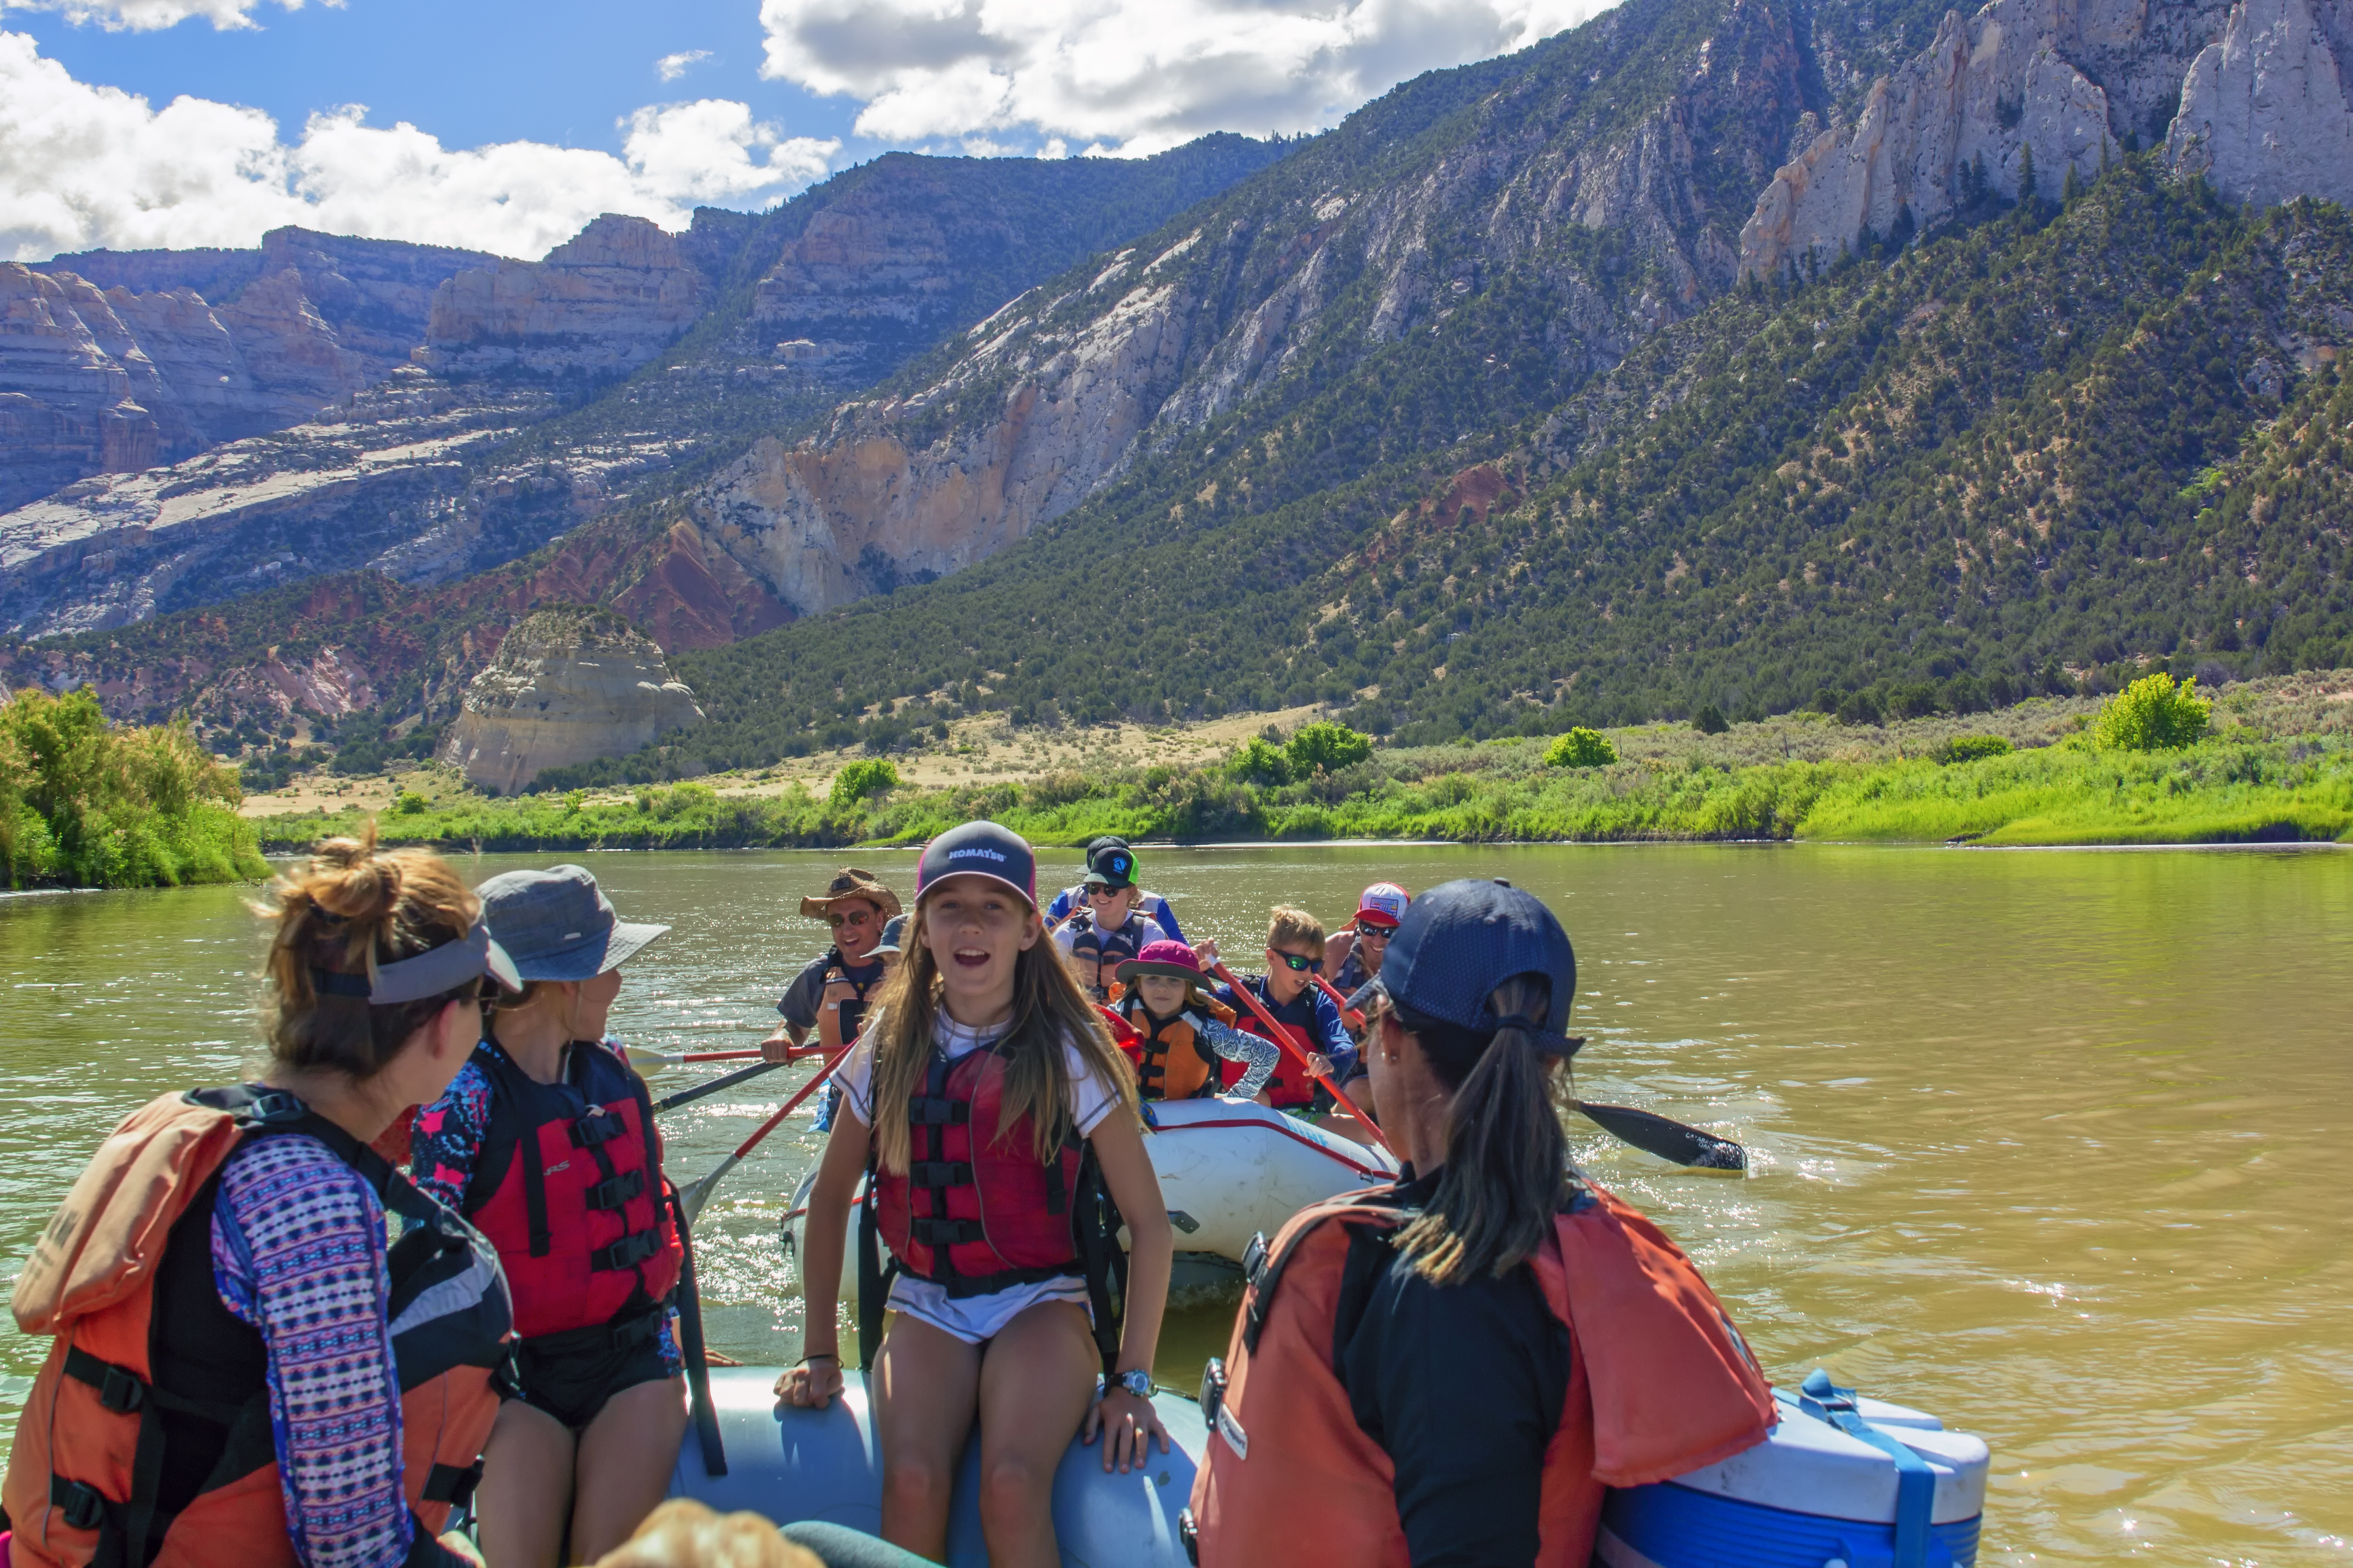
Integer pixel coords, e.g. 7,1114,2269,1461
476,864,668,982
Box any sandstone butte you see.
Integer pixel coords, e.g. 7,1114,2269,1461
438,609,703,795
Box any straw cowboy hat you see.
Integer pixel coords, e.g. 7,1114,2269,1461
799,867,904,921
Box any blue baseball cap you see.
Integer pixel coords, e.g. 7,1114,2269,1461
1376,878,1578,1055
916,820,1037,908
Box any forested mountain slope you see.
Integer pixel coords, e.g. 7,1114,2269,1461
573,164,2352,776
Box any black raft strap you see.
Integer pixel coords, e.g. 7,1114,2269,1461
419,1460,483,1507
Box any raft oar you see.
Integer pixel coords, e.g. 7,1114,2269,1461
1311,973,1368,1033
1574,1101,1747,1172
1207,961,1395,1157
655,1058,787,1115
1300,970,1745,1172
628,1044,822,1070
675,1041,855,1226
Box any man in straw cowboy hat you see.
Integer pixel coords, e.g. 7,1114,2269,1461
760,868,904,1067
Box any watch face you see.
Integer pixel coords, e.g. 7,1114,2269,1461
1121,1369,1153,1398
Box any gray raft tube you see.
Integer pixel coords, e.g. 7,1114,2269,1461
667,1365,1205,1568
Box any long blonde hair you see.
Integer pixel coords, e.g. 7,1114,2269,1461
866,894,1139,1175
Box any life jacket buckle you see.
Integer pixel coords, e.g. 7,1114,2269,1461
907,1096,971,1126
909,1216,986,1247
51,1475,111,1532
1178,1507,1200,1566
586,1170,645,1210
1198,1355,1227,1427
1240,1232,1269,1285
909,1160,974,1189
571,1109,627,1147
241,1089,308,1127
421,1460,485,1507
96,1364,145,1414
590,1230,662,1271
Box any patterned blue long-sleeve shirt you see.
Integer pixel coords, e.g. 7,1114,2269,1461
211,1135,429,1568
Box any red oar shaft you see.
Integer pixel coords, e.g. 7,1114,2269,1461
1312,974,1367,1033
1209,962,1392,1155
726,1041,855,1160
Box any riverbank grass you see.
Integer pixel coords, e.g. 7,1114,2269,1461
247,671,2353,853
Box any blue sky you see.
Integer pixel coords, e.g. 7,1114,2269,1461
7,0,862,161
0,0,1597,262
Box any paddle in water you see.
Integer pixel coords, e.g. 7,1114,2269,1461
1310,971,1744,1172
675,1040,857,1225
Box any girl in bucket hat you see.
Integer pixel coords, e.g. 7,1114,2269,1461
406,865,683,1568
1110,940,1280,1102
776,821,1175,1565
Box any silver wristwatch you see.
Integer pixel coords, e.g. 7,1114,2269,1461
1115,1368,1153,1400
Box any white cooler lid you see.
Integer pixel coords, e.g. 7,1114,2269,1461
1664,1390,1990,1525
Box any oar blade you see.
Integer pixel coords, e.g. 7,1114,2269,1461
625,1045,683,1069
1576,1101,1747,1172
677,1154,740,1227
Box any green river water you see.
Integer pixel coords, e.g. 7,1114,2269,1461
0,843,2346,1565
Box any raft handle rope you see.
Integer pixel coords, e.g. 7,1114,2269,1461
1784,1368,1935,1568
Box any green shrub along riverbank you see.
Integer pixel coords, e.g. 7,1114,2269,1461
259,674,2353,854
0,689,267,888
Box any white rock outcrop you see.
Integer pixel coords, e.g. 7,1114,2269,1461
1739,0,2123,277
438,610,703,794
421,215,705,378
2168,0,2353,207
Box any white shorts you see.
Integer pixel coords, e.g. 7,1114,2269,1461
885,1273,1092,1345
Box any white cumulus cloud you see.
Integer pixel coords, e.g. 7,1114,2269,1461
0,31,840,261
756,0,1612,153
656,48,712,82
0,0,319,31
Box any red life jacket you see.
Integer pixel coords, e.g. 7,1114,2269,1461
870,1042,1086,1297
1114,993,1232,1101
462,1040,683,1343
1221,979,1319,1108
1063,912,1155,1003
5,1086,510,1568
1185,1181,1776,1567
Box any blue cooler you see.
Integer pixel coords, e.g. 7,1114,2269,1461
1595,1370,1990,1568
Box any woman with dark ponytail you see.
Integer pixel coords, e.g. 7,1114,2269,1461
1187,879,1778,1568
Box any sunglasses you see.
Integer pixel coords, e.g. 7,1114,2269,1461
1086,884,1131,898
827,909,878,928
1353,922,1393,939
1268,950,1323,974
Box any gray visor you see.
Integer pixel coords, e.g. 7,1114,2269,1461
364,919,523,1004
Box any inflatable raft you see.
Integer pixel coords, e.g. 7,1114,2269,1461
779,1097,1399,1304
665,1365,1990,1567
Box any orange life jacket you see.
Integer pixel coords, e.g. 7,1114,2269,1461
1114,994,1235,1101
1186,1179,1775,1567
5,1086,511,1568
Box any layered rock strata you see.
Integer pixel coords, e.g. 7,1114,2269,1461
439,610,703,793
421,215,706,378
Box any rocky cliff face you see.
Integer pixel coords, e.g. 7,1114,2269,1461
438,609,703,792
675,0,1823,618
421,215,707,378
4,228,504,513
2169,0,2353,207
1736,0,2352,277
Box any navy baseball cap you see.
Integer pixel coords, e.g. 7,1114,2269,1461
916,821,1038,908
1376,878,1578,1055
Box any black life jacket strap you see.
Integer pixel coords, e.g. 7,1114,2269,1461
418,1460,483,1507
1239,1193,1406,1357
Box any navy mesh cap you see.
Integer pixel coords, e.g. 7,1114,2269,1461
1376,878,1578,1054
917,820,1038,907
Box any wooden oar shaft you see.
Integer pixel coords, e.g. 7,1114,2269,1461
1209,962,1392,1155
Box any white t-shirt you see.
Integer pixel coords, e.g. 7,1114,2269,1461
834,1007,1122,1344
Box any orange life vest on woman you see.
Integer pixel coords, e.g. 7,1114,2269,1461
1114,994,1234,1101
1063,912,1155,1003
869,1043,1086,1296
5,1086,511,1568
1186,1180,1775,1567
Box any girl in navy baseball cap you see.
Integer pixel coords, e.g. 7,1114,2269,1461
776,821,1176,1563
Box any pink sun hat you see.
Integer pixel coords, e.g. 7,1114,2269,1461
1114,939,1204,984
